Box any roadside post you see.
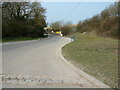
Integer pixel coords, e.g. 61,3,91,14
70,36,76,42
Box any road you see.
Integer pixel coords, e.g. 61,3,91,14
2,36,108,88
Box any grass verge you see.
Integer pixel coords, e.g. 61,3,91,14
62,33,118,88
2,37,46,43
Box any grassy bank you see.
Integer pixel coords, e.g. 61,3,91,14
2,37,43,43
62,33,118,88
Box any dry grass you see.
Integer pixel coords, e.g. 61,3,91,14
62,33,118,88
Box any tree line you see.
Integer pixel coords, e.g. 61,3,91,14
77,2,119,39
50,21,76,35
2,2,47,38
50,2,119,39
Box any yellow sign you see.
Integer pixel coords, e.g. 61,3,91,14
56,31,61,34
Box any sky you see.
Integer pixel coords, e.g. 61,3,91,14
41,2,114,25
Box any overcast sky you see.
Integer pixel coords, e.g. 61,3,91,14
41,2,114,25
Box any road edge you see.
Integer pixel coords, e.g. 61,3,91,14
1,36,52,45
60,37,111,88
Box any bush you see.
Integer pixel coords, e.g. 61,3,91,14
76,2,118,39
61,25,73,35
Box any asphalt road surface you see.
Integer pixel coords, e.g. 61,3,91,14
2,36,108,88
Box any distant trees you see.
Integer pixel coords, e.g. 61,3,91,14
50,21,75,35
2,2,47,38
77,2,119,39
61,21,75,35
50,21,63,31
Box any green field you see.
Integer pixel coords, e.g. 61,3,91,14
62,33,118,88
